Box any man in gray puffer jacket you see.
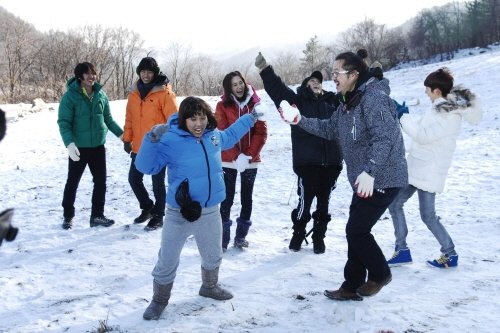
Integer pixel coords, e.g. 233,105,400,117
289,51,408,301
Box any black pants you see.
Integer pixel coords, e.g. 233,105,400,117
62,145,106,218
293,165,342,222
341,187,401,292
220,167,257,222
129,153,166,216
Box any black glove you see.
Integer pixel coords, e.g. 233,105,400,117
175,179,202,222
123,142,132,154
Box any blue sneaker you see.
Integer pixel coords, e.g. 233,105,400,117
387,248,413,267
427,254,458,268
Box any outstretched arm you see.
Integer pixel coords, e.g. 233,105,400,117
135,126,170,175
297,112,339,140
220,114,257,151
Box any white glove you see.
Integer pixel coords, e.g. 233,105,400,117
67,142,80,161
234,154,252,173
355,171,374,198
279,101,301,125
252,103,266,121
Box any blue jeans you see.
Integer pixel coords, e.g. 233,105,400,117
388,184,456,256
129,153,166,216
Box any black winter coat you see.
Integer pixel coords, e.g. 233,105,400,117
260,65,343,167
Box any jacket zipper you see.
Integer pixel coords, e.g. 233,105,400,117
200,140,211,207
352,116,357,141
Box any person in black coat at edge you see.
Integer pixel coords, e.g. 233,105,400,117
255,52,343,254
0,108,18,246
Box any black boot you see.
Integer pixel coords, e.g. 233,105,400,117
222,220,232,251
134,208,152,224
62,216,73,230
143,280,173,320
234,217,252,248
89,215,115,227
144,214,163,231
289,209,310,252
312,212,331,254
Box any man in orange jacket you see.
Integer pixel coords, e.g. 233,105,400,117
123,57,178,230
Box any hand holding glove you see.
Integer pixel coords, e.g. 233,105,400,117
67,142,80,161
355,171,374,198
175,179,202,222
123,142,132,154
255,52,268,71
279,101,301,125
149,124,169,143
251,103,266,122
394,100,409,119
234,153,252,173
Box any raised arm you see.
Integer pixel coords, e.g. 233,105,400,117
256,53,299,107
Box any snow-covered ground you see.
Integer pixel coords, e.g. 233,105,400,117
1,46,499,333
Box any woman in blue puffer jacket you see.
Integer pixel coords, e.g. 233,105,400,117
135,96,262,320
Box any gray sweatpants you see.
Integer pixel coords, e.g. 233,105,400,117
152,205,223,285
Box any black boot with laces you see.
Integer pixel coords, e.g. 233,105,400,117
89,216,115,227
144,214,163,231
134,209,152,224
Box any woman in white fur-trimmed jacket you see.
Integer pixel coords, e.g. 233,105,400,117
388,67,482,269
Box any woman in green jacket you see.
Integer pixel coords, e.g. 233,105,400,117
57,62,123,230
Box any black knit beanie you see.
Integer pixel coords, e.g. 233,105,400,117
136,57,160,76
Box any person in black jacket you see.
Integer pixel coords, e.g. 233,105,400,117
255,52,343,254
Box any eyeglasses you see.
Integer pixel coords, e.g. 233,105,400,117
331,70,350,78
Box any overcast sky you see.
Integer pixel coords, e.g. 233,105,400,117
1,0,461,55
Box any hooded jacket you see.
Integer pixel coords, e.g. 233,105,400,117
259,65,342,167
298,77,408,190
58,77,123,148
134,112,256,208
215,85,268,167
400,86,482,193
123,74,178,153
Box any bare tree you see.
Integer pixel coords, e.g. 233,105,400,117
163,42,194,96
33,30,84,100
273,51,302,85
0,13,41,102
190,55,223,96
108,27,144,99
336,18,407,68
